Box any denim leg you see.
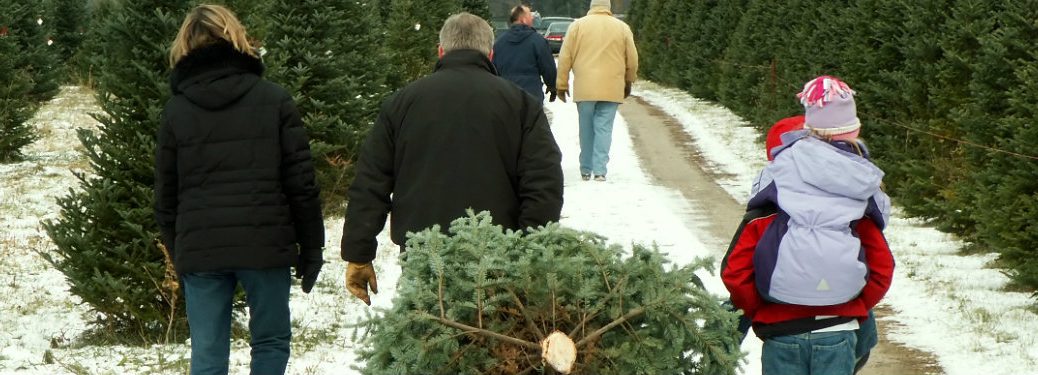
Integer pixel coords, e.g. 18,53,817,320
810,331,857,375
576,101,597,175
237,268,292,375
762,331,856,375
855,310,878,373
183,272,237,375
762,334,809,375
591,102,619,176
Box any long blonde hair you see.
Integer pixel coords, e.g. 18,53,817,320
169,4,256,67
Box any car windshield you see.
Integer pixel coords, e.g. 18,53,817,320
546,22,571,33
535,17,572,30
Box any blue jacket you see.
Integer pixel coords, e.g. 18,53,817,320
493,24,557,101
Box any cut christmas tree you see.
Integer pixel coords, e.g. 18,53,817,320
357,211,742,375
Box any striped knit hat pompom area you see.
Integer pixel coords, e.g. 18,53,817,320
797,76,862,141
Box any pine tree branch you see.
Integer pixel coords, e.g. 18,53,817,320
422,313,540,350
567,310,598,339
575,306,647,348
438,269,446,319
507,287,546,339
566,276,627,338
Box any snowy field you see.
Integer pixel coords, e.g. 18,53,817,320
1,83,1036,374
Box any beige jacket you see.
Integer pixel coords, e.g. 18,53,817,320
556,6,639,103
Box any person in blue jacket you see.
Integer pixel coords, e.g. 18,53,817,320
493,4,558,102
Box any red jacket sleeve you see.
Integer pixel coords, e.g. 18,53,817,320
721,214,775,319
855,218,895,310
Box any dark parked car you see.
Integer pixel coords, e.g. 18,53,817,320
544,21,572,54
534,16,574,35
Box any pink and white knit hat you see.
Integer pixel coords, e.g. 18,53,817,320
797,76,860,141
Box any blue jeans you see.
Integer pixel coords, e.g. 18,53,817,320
182,268,292,375
854,310,878,373
762,330,857,375
576,101,620,176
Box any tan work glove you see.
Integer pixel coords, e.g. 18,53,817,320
624,81,632,99
345,262,379,306
558,89,569,103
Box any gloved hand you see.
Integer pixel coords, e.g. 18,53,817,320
345,262,379,305
546,87,558,102
557,89,568,103
295,250,324,294
624,81,632,99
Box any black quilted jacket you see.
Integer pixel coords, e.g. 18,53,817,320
155,41,324,273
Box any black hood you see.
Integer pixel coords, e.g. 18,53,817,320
503,24,537,44
170,41,265,110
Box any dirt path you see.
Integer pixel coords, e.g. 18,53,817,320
619,96,943,375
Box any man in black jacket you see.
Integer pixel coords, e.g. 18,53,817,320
341,12,564,306
493,4,558,101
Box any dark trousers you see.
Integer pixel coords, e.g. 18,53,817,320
182,268,292,375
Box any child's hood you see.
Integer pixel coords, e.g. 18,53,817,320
772,137,884,201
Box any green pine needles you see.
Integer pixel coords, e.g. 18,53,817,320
263,0,389,213
0,31,36,162
43,0,189,342
357,211,742,375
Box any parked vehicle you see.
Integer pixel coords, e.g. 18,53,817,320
492,20,510,39
544,21,572,53
534,16,574,35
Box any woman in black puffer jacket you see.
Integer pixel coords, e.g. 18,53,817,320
154,5,323,374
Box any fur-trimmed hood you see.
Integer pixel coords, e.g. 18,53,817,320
170,41,265,110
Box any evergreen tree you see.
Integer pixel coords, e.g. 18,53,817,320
384,0,461,87
49,0,87,62
0,24,37,162
72,0,119,84
461,0,491,20
359,211,742,374
916,0,1000,236
673,0,714,96
647,0,688,88
967,0,1038,290
263,0,390,212
43,0,190,340
717,0,794,129
627,0,664,82
9,0,61,101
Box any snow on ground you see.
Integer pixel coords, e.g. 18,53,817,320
4,82,1036,375
635,80,1038,375
0,86,97,372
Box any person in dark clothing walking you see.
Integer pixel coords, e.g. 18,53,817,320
493,5,558,102
154,5,324,374
341,12,564,306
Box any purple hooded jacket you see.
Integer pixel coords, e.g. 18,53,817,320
748,133,891,306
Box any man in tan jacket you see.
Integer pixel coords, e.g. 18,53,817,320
556,0,638,181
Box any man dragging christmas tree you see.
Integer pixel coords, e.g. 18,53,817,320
339,12,564,306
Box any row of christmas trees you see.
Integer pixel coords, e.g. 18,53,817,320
30,0,489,340
0,0,81,161
629,0,1038,293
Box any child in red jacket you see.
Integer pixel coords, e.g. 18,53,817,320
722,77,894,375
